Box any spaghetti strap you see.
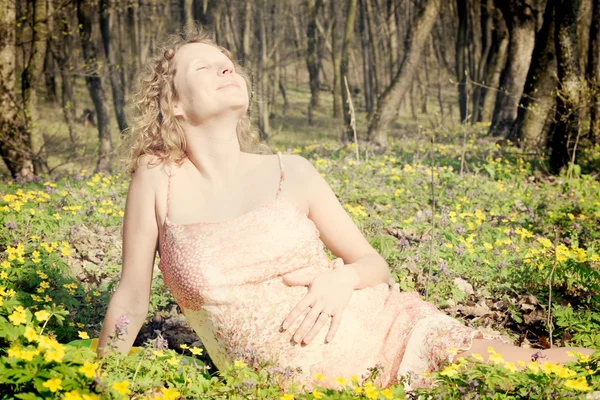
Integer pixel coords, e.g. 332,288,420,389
165,163,173,223
275,152,285,199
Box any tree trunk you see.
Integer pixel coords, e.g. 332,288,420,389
77,0,113,173
100,0,128,133
366,0,441,149
43,47,58,104
331,0,342,118
181,0,193,32
256,4,270,140
456,0,470,123
472,0,494,122
387,0,398,78
550,0,582,173
509,0,556,151
588,0,600,144
490,0,537,137
306,0,324,125
364,0,380,103
341,0,358,142
359,0,373,114
21,0,49,175
479,7,509,122
0,0,35,179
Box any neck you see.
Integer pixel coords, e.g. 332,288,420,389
180,115,246,191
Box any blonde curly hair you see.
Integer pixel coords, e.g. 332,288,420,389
121,25,272,176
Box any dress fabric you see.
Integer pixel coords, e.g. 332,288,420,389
157,152,506,391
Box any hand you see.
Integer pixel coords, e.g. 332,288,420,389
279,266,355,345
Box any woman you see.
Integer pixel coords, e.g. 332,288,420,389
97,26,593,392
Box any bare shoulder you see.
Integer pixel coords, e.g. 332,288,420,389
279,153,316,180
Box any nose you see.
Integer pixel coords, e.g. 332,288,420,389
220,61,235,76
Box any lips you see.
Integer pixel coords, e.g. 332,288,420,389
218,81,240,89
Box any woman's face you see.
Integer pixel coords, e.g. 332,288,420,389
172,42,249,125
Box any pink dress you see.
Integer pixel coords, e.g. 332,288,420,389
157,152,505,391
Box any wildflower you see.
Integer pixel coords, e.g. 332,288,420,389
190,346,203,355
79,361,99,378
440,364,460,377
312,390,323,399
166,357,179,365
9,306,27,325
78,331,90,340
446,347,459,356
564,376,592,391
503,362,518,372
35,310,51,322
364,385,379,399
280,394,294,400
114,314,130,338
312,372,325,381
42,377,63,392
44,348,65,363
335,376,349,386
112,380,130,395
64,391,83,400
381,388,394,399
24,326,39,342
234,360,247,368
160,387,181,400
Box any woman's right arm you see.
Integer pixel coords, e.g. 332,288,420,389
96,159,160,357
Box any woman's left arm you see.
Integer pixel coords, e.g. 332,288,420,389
280,155,392,344
295,154,391,288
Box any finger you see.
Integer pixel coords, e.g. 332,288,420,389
292,304,323,344
281,295,316,331
302,312,330,344
325,312,342,343
282,273,314,287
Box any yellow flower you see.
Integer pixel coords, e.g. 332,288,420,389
335,376,349,386
9,307,27,325
166,357,179,365
312,373,325,381
488,353,505,364
364,386,379,399
179,343,189,349
42,377,63,392
353,386,364,394
564,376,592,391
234,359,247,368
190,346,203,355
1,261,10,268
440,364,460,377
19,348,40,361
381,388,394,399
280,394,294,400
44,348,65,363
153,350,165,357
312,390,323,399
503,362,518,373
160,387,181,400
78,331,90,340
35,310,51,322
78,361,99,378
446,347,459,355
23,326,38,342
471,353,484,362
112,380,130,395
64,390,83,400
483,242,493,251
82,394,99,400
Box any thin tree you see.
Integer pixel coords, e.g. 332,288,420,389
340,0,358,143
0,0,35,179
306,0,324,125
508,0,556,151
366,0,441,150
588,0,600,144
489,0,537,137
549,0,582,173
77,0,113,173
